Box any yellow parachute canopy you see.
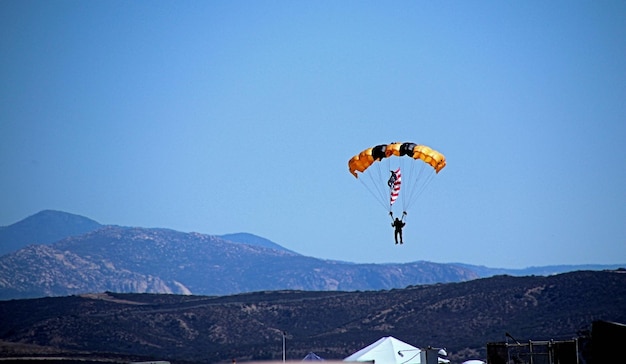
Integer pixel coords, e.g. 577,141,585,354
348,142,446,178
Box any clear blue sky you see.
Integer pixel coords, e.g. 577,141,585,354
2,1,625,269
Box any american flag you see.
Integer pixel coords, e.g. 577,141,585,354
390,168,401,205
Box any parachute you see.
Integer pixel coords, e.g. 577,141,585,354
348,142,446,216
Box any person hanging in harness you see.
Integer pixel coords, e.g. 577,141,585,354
390,211,407,244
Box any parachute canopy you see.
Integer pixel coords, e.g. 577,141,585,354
348,142,446,214
349,142,446,178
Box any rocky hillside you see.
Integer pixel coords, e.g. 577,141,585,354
1,210,623,301
0,225,479,299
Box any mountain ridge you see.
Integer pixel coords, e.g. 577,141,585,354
0,224,480,299
0,210,624,301
0,210,101,255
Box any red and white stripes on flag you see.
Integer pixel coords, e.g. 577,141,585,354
390,168,401,206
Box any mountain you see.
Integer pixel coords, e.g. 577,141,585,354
0,225,479,300
1,270,625,364
0,210,288,257
0,210,623,301
0,210,102,255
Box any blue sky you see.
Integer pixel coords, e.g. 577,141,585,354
1,1,625,268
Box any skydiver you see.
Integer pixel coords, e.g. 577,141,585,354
387,170,398,188
390,212,406,245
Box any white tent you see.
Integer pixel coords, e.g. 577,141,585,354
344,336,422,364
303,352,325,361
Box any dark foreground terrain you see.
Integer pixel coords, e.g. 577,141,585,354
1,270,625,364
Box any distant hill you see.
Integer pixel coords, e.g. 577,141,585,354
0,210,623,301
0,210,101,255
453,262,626,278
0,225,480,300
0,210,291,257
0,270,624,364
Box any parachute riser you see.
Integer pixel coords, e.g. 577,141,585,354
389,210,407,221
